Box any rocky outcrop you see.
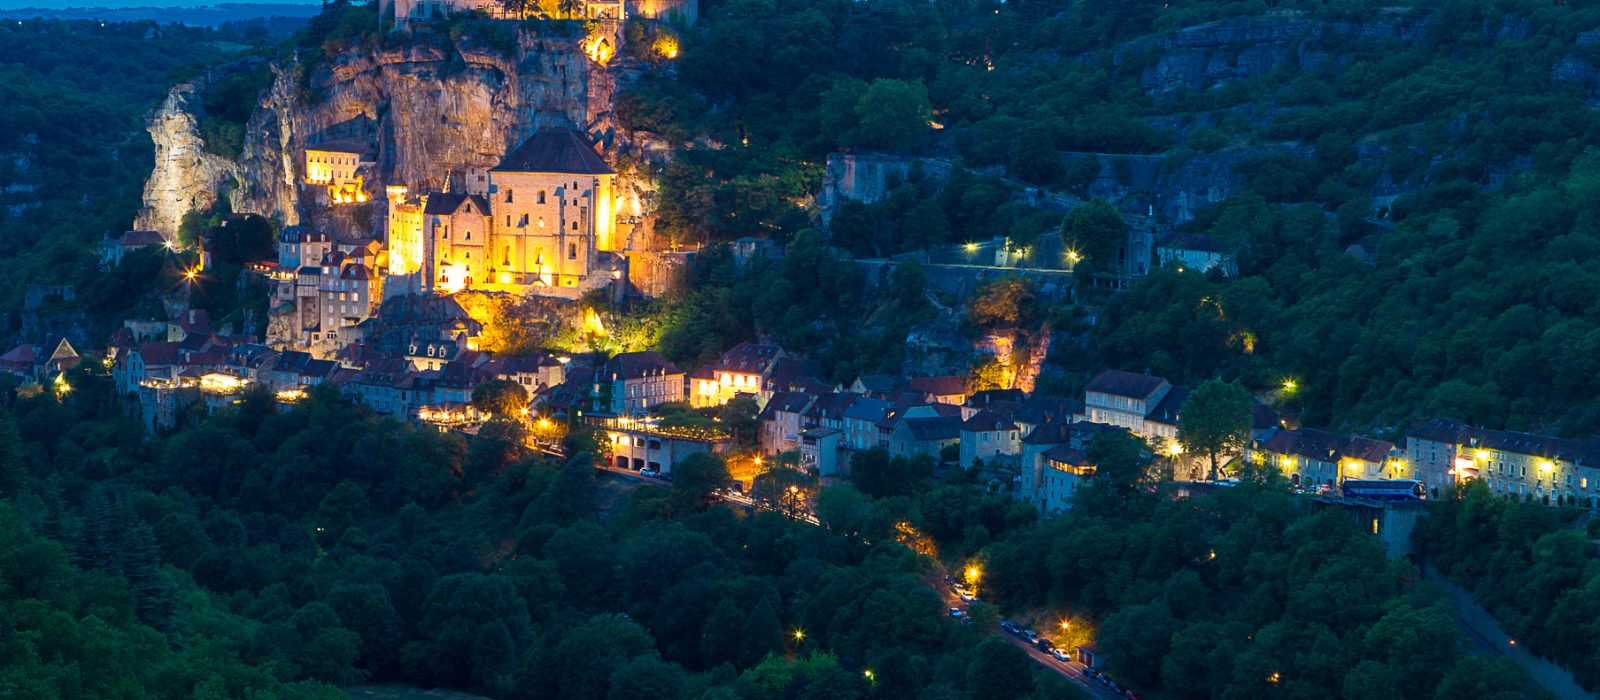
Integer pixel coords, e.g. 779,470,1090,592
139,28,625,240
1117,12,1430,98
134,77,240,238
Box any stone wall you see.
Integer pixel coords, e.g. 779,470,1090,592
625,250,690,298
1421,563,1592,700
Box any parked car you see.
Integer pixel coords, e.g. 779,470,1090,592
948,607,964,618
1083,667,1100,680
1024,629,1040,642
1036,639,1055,652
1001,621,1021,635
640,467,660,478
1051,648,1070,662
958,591,975,602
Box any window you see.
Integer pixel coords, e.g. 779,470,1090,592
537,190,546,204
571,221,578,231
465,229,471,240
502,246,510,265
505,215,511,227
568,243,577,259
505,188,513,203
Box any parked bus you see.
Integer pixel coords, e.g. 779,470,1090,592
1340,479,1425,501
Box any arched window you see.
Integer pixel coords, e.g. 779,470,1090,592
568,243,577,260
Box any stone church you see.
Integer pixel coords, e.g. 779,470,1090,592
386,130,627,300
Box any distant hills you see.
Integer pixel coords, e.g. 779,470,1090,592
0,2,320,26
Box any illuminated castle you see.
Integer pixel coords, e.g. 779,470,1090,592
383,0,691,29
386,130,624,299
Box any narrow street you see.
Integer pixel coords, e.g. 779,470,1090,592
932,567,1126,700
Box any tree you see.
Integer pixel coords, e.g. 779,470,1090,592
966,276,1037,329
607,656,686,700
671,452,730,509
1085,429,1149,494
964,637,1034,700
853,79,931,153
1059,199,1125,271
719,396,761,447
472,379,530,418
1176,379,1252,481
0,417,24,498
551,613,659,700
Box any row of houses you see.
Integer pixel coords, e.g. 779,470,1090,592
1086,368,1600,507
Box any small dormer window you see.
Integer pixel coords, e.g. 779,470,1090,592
505,189,513,203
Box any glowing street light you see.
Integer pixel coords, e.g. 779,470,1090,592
965,242,977,253
1065,249,1082,264
1281,378,1297,393
792,628,805,642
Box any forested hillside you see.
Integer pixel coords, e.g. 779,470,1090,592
627,0,1600,436
0,21,238,305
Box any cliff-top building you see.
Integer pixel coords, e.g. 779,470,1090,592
383,0,694,29
385,130,626,300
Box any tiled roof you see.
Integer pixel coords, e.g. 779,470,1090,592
604,351,680,380
803,392,859,420
422,192,491,216
1021,420,1071,446
854,374,904,394
1146,386,1190,425
0,344,40,370
711,342,782,374
1043,444,1092,467
842,396,891,423
134,342,181,367
963,409,1019,433
1014,396,1084,425
1407,418,1600,464
493,130,614,175
1263,428,1394,465
1085,369,1169,399
759,391,815,420
904,415,962,441
910,375,967,397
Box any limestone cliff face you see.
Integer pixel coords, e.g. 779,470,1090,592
139,29,623,240
135,77,240,237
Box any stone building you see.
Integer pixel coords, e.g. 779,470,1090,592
1405,418,1600,506
385,130,626,300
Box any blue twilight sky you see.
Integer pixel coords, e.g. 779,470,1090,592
0,0,317,8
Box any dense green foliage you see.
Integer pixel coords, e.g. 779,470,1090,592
0,21,228,305
653,232,936,379
1,372,1079,699
633,0,1600,437
1416,481,1600,691
983,473,1541,700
